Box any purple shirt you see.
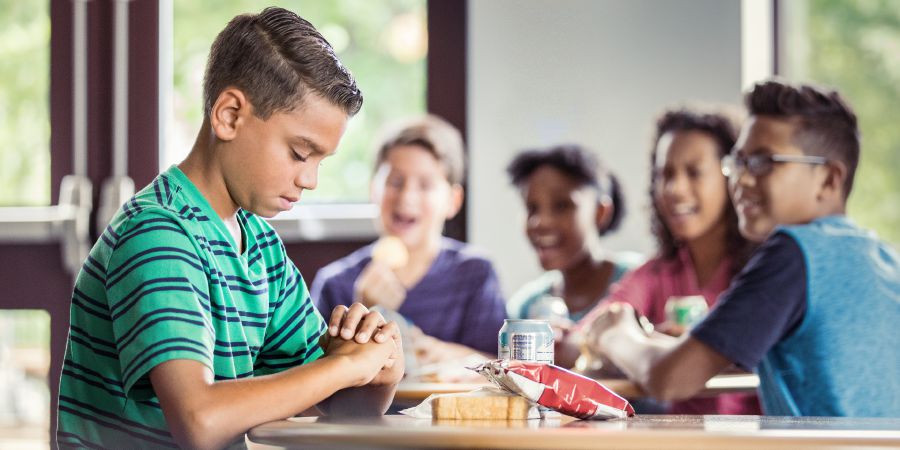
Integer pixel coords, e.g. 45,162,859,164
310,237,508,354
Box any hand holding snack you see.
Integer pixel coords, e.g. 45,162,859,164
577,302,652,378
584,302,653,349
371,235,409,269
354,237,409,310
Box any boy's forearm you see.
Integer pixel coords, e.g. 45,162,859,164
601,324,675,388
600,326,731,401
153,355,360,450
319,381,399,416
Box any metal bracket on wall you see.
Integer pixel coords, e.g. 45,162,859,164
0,175,92,279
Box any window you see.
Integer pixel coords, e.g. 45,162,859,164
0,1,50,206
779,0,900,245
167,0,427,203
0,310,50,428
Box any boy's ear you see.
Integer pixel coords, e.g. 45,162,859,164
594,197,614,233
445,184,464,220
819,160,848,202
210,88,249,142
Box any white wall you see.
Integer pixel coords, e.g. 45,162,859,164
467,0,744,296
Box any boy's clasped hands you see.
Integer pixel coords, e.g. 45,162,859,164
322,303,405,386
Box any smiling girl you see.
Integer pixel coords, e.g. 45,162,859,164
576,106,760,414
506,145,640,324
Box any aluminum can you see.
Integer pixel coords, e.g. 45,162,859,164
498,319,554,364
664,295,709,328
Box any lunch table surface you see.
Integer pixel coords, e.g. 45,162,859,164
248,414,900,450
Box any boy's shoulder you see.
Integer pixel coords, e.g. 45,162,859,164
775,215,899,280
105,174,198,236
774,215,890,260
777,215,867,240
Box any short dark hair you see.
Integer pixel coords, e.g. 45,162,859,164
507,144,624,236
745,79,860,197
203,7,363,120
650,107,756,267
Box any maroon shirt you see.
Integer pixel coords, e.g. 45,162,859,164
577,247,761,415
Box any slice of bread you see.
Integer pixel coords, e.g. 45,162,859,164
432,393,531,420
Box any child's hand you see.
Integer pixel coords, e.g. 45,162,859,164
366,321,405,386
324,334,396,386
585,302,642,355
353,261,406,310
328,302,394,344
655,321,686,337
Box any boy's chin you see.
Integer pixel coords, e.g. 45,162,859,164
248,205,284,219
738,222,773,243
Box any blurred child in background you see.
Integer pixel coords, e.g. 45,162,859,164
575,107,760,414
312,115,507,369
506,145,641,329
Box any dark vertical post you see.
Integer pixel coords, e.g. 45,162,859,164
427,0,468,241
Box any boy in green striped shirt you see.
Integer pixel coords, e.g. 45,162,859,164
57,7,403,449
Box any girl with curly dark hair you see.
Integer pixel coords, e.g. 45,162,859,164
574,106,759,415
506,145,642,325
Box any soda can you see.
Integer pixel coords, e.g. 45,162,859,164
664,295,709,328
498,319,554,364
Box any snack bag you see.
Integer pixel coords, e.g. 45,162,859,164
474,359,634,419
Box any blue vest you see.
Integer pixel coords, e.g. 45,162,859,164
757,215,900,416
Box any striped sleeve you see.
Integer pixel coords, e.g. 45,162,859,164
105,211,214,399
255,258,326,376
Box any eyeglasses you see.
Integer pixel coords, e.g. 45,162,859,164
721,153,828,178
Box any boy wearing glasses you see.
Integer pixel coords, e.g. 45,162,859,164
589,80,899,417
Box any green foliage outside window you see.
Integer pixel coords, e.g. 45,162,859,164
782,0,900,245
0,0,50,206
171,0,427,202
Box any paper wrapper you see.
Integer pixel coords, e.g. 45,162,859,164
473,359,635,420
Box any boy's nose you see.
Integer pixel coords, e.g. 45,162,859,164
731,167,756,188
396,183,421,204
295,166,318,190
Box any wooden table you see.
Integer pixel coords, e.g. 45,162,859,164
248,414,900,449
394,373,759,403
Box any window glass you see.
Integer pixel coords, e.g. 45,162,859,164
0,310,50,427
169,0,427,202
780,0,900,245
0,1,50,206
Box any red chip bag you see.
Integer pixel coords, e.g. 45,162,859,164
474,359,634,419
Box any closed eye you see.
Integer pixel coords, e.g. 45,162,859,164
290,148,308,162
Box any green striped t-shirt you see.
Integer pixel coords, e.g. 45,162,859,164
57,166,326,449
